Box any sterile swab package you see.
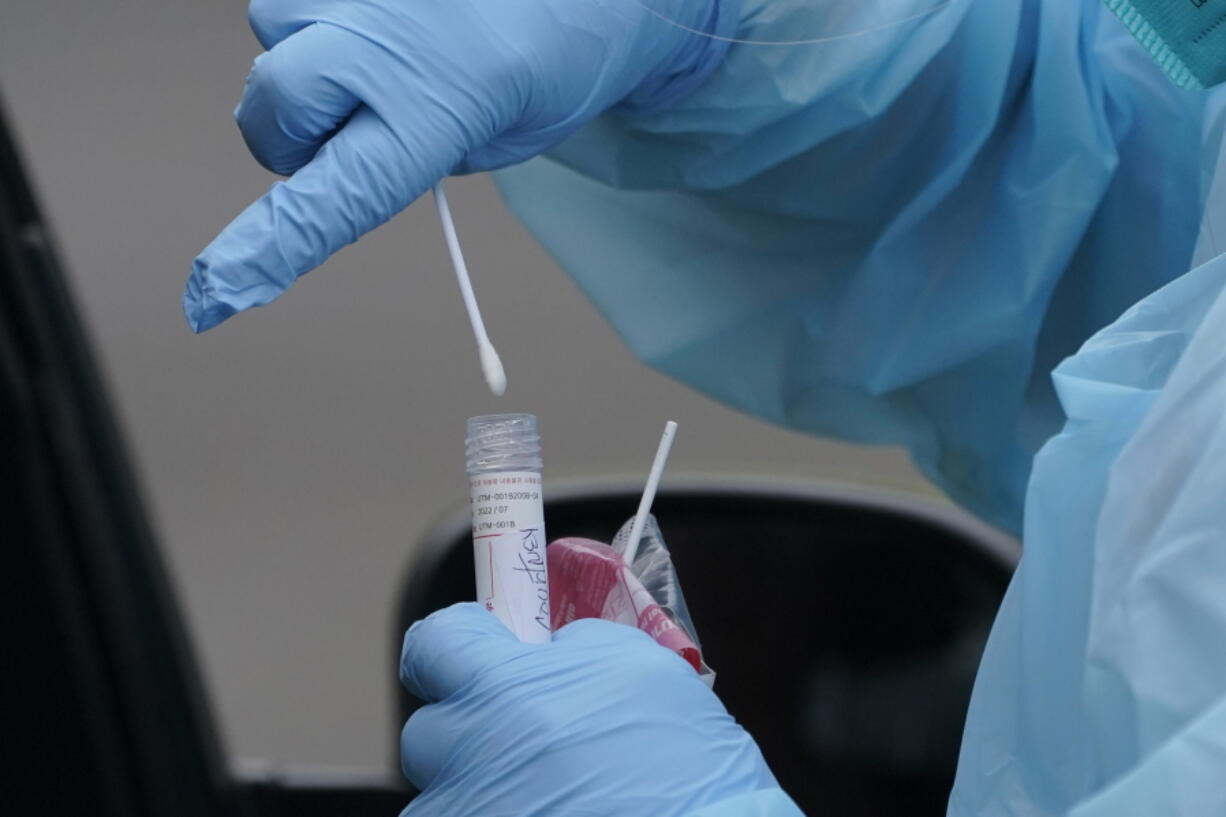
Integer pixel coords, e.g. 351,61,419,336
549,514,713,683
545,421,712,681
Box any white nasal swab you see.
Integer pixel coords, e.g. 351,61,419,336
623,420,678,566
432,181,507,397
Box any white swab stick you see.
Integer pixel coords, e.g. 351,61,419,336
432,181,507,396
623,421,678,566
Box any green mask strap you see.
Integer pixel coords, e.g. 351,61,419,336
1103,0,1226,89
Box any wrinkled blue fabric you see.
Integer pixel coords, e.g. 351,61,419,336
183,0,735,332
495,0,1215,534
950,250,1226,817
494,1,1226,814
399,603,803,817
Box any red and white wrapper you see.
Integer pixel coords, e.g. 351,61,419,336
547,537,704,673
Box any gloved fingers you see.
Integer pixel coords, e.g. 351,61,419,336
236,22,371,176
400,703,455,791
184,103,461,333
246,0,327,50
553,617,702,684
551,615,657,648
400,603,529,703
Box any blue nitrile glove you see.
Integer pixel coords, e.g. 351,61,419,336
398,603,802,817
183,0,734,332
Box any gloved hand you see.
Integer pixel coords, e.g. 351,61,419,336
183,0,733,332
399,603,797,816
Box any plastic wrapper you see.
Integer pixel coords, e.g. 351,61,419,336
548,514,714,683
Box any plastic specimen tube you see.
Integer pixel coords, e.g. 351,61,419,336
465,413,550,642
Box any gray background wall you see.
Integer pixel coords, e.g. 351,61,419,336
2,0,936,775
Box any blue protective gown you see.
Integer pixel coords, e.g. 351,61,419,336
497,0,1218,535
494,0,1226,814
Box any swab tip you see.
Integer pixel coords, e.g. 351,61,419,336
480,343,507,396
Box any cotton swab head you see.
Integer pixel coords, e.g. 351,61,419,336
623,420,678,566
432,181,507,397
479,341,507,396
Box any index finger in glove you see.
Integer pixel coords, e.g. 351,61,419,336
400,603,529,703
183,94,467,332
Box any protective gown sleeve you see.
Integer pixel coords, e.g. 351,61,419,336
949,238,1226,816
493,0,1216,534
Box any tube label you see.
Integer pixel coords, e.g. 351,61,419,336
469,471,550,643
